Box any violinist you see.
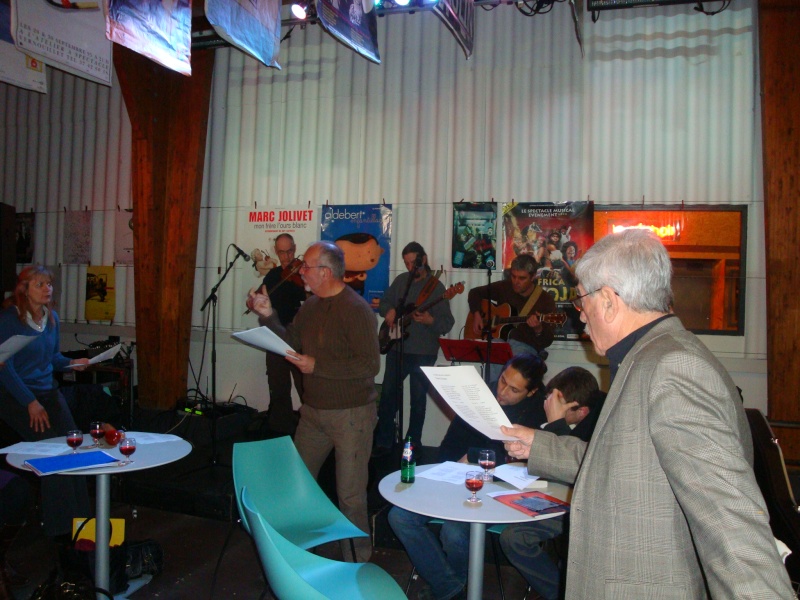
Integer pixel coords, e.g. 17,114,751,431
256,234,307,435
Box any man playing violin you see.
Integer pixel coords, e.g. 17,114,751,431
467,254,556,360
256,234,307,435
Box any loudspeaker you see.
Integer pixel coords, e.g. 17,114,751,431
0,203,16,294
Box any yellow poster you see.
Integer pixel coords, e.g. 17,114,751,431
85,266,116,321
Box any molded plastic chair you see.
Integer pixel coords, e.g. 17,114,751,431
232,437,368,554
241,487,407,600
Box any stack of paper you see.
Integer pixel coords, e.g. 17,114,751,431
24,451,118,476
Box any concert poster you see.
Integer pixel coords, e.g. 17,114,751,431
84,266,115,322
452,202,497,270
0,0,46,93
205,0,281,69
501,201,593,340
319,204,392,311
317,0,380,64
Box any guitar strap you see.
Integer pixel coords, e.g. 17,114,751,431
519,285,543,318
414,270,442,307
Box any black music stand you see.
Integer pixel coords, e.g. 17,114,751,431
439,339,512,379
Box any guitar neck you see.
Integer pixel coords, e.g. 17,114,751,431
400,295,448,326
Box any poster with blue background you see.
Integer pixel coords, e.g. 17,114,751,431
320,204,392,311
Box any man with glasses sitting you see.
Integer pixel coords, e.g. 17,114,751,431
247,241,380,562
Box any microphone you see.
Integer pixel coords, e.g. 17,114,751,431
232,244,251,262
486,258,495,269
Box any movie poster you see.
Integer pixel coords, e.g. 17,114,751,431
85,266,115,322
501,201,593,340
319,204,392,311
452,202,497,270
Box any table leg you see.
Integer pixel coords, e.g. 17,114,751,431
467,522,486,600
95,473,110,598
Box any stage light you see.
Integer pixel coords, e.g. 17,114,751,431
395,0,411,6
292,1,310,19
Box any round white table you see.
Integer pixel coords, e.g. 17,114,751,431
6,433,192,598
379,464,571,600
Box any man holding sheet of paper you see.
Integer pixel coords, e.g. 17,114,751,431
388,354,545,600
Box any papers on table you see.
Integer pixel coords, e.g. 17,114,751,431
232,326,299,360
0,335,35,363
493,464,547,490
416,461,477,485
122,432,182,445
0,441,68,456
421,366,514,441
24,451,119,476
65,344,122,368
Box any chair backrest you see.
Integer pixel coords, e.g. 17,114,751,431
746,408,800,581
241,487,328,600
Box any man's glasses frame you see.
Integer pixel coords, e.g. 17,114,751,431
299,262,329,272
572,288,602,311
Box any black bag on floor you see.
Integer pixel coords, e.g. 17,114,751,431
58,519,128,595
125,539,164,579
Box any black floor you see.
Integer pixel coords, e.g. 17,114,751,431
4,408,535,599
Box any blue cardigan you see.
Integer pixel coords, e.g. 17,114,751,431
0,306,71,406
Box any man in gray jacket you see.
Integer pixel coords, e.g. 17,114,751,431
503,229,793,599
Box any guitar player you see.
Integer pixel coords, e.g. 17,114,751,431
467,254,556,364
372,243,455,457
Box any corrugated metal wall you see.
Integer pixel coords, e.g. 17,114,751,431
0,0,765,415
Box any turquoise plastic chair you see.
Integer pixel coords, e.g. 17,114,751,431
232,437,368,557
241,487,407,600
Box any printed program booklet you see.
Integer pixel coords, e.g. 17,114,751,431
493,491,570,518
24,451,119,476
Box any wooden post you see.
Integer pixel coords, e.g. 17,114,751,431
113,45,215,410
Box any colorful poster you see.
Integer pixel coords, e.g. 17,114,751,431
433,0,474,59
12,0,112,86
85,266,115,322
501,201,593,340
0,0,46,93
15,212,34,264
452,202,497,270
317,0,380,65
319,204,392,311
114,209,134,265
63,211,92,264
106,0,192,76
206,0,281,69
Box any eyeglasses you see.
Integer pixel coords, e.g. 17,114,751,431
299,262,328,272
275,249,295,256
572,288,602,311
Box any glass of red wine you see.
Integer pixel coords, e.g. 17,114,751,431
479,449,496,482
119,437,136,466
465,471,484,503
66,430,83,454
89,421,104,448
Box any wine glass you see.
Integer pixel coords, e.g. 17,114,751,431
479,449,496,482
66,430,83,454
89,421,104,448
465,471,483,503
119,437,136,466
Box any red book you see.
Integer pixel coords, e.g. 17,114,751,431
493,491,570,518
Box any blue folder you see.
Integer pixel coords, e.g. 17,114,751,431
24,451,118,476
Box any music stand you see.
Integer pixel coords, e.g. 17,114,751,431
439,338,512,368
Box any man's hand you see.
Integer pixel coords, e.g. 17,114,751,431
501,424,535,461
544,389,579,423
412,310,434,326
384,308,397,329
526,313,543,333
472,311,484,337
286,350,315,374
246,285,273,319
70,358,90,372
27,399,50,433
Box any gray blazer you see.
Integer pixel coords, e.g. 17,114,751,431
528,318,794,599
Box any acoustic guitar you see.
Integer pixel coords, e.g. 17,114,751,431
464,299,567,340
379,282,465,354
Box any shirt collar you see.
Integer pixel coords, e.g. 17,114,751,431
606,314,674,382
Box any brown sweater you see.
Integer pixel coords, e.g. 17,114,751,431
267,285,380,410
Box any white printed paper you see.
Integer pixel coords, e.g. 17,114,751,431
232,326,298,359
416,461,477,485
493,464,547,490
0,335,35,364
66,344,121,368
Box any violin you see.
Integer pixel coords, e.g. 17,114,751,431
268,258,304,294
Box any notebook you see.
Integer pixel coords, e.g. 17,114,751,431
24,451,119,476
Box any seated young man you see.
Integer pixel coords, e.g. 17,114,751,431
499,366,605,600
388,354,547,600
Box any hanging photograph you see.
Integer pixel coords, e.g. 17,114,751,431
501,201,593,340
114,209,134,266
15,211,34,264
452,202,497,269
63,211,92,264
85,266,115,322
319,204,392,311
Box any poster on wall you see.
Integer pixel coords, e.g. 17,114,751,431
317,0,380,65
501,201,593,340
12,0,112,86
114,209,134,265
106,0,192,75
237,204,318,300
205,0,281,69
85,266,115,322
319,204,391,311
0,0,46,93
452,202,497,269
63,211,92,264
15,212,33,264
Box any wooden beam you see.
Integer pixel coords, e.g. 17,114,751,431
113,46,215,410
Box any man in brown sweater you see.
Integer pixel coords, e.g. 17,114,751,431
247,241,380,561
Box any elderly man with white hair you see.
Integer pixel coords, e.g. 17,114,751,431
502,229,793,599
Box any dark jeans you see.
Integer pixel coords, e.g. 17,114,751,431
374,351,437,449
265,350,303,435
0,388,90,537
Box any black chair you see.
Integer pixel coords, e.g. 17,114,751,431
746,408,800,583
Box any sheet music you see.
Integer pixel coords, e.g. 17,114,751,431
231,326,299,360
421,365,514,441
0,335,35,363
65,344,122,368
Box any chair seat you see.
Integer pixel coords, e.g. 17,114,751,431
299,561,407,600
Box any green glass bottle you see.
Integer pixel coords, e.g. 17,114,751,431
400,436,415,483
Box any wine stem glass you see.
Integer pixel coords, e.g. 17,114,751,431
479,449,496,482
89,421,103,448
119,438,136,466
465,471,483,504
66,430,83,454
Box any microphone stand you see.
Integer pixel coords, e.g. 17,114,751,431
198,253,244,467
